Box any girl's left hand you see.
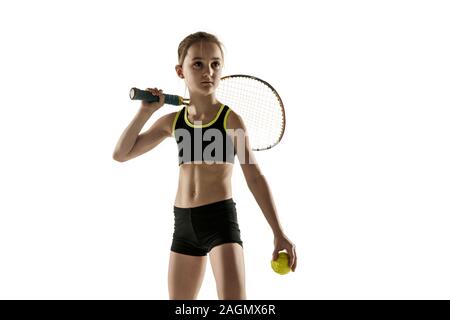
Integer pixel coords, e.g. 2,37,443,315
272,233,297,272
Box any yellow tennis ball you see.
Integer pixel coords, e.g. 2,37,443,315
271,252,291,275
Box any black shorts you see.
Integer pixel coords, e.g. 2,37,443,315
171,198,244,256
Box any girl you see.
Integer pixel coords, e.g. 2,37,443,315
113,31,297,300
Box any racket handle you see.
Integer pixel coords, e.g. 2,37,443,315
129,87,184,106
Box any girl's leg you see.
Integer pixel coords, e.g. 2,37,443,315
168,251,207,299
209,243,246,299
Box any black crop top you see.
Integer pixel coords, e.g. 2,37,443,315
172,104,236,166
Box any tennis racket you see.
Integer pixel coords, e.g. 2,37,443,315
129,74,285,151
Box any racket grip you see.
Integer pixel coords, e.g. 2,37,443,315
129,87,183,106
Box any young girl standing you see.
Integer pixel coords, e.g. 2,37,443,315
113,31,297,300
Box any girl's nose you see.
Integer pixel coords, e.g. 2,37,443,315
204,65,214,76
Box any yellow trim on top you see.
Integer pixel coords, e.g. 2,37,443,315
223,107,232,130
172,108,183,136
184,104,225,128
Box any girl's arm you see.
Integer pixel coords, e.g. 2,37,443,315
113,88,174,162
228,111,297,272
113,109,175,162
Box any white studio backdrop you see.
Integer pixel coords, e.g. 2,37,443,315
0,0,449,299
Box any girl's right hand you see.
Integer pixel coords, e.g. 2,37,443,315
140,87,165,112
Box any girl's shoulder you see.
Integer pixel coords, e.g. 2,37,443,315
224,108,246,131
153,110,181,137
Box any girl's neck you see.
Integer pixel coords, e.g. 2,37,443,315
187,93,221,116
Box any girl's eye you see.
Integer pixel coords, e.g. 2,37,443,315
193,61,221,68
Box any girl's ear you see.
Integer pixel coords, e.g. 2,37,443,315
175,65,184,79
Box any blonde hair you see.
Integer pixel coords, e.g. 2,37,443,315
177,31,225,66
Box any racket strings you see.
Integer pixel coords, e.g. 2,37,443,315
215,76,284,150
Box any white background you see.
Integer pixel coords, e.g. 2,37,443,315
0,0,449,299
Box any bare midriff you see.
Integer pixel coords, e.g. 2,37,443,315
174,163,234,208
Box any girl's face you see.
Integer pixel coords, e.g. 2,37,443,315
178,41,223,95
